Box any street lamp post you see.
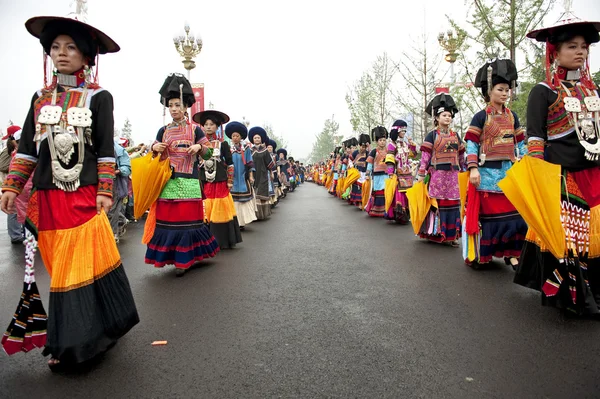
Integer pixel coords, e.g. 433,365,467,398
173,23,203,81
438,29,465,85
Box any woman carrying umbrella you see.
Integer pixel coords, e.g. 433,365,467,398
508,10,600,316
249,127,275,220
194,110,242,249
416,93,465,246
145,74,219,277
267,139,279,206
1,15,139,368
365,126,390,217
227,122,257,230
463,59,528,269
349,134,371,208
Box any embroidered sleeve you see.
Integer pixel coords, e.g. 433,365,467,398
418,151,431,177
466,140,480,169
528,137,545,159
366,149,376,165
194,126,209,156
2,154,37,195
97,157,116,198
464,111,486,143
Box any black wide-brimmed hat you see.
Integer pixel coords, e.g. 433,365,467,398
26,16,120,55
225,122,248,140
192,110,230,126
474,59,518,96
248,127,268,144
527,9,600,43
358,133,371,145
425,93,458,117
159,74,195,108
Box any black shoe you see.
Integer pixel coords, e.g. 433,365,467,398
175,268,186,277
11,239,24,245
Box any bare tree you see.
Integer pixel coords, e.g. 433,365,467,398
371,52,396,127
394,33,442,144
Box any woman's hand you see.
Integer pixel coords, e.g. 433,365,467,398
96,195,113,215
187,144,202,155
153,143,168,153
1,191,17,214
469,168,481,188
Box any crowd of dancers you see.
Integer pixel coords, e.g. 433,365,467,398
1,7,599,372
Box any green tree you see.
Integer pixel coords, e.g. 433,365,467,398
308,117,340,164
345,71,377,134
371,52,396,126
592,69,600,85
467,0,555,66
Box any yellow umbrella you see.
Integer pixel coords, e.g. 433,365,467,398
406,181,433,235
498,156,565,259
342,168,360,192
361,178,372,210
385,174,398,212
131,152,172,220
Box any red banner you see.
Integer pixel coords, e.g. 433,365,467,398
191,83,205,116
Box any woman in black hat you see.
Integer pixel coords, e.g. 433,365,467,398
266,139,280,205
510,10,600,316
463,59,528,269
276,148,289,198
416,93,465,246
249,127,275,220
385,120,417,224
193,110,242,249
145,74,219,277
365,126,390,217
349,134,371,208
1,16,138,368
227,122,257,230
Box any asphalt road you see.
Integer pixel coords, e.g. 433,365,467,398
1,182,599,399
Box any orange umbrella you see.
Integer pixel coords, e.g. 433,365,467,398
406,181,433,235
498,156,565,259
131,152,173,219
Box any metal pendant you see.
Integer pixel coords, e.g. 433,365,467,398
54,133,75,164
584,96,600,112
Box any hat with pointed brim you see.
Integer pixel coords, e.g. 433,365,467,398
25,16,120,54
192,110,230,125
527,11,600,43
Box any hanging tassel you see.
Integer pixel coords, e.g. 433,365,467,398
486,64,493,96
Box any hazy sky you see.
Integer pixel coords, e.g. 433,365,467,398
1,0,599,159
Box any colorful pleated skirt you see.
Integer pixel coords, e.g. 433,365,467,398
231,181,258,227
419,199,461,243
34,185,139,364
203,180,242,249
366,189,386,217
349,182,362,205
463,191,527,264
514,167,600,316
145,178,219,268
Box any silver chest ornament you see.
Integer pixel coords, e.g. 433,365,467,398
37,84,93,192
562,84,600,161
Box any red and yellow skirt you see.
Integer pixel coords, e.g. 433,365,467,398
32,185,139,364
203,180,242,249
